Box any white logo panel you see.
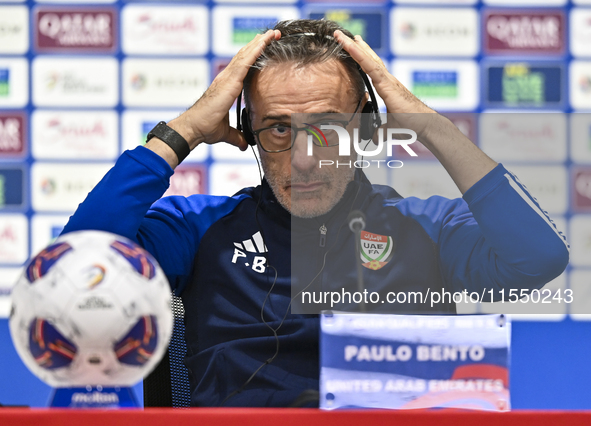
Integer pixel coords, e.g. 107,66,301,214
484,0,566,4
121,110,208,162
30,214,71,256
0,214,28,264
0,58,28,108
0,6,28,54
32,110,118,160
122,58,209,108
479,113,567,162
569,215,591,267
570,270,591,320
122,5,208,56
570,61,591,110
391,8,478,57
504,165,567,215
209,162,261,196
35,0,115,3
0,267,22,319
570,8,591,57
31,162,113,212
391,60,479,111
391,163,462,200
212,6,299,56
395,0,476,4
32,57,118,107
570,114,591,163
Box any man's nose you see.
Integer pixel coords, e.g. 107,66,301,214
291,130,318,172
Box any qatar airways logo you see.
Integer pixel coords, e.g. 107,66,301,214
35,8,116,52
304,117,418,169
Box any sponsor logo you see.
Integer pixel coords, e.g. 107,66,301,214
573,168,591,210
570,61,591,110
360,231,395,271
0,69,8,97
233,17,276,43
31,163,113,212
569,217,591,268
486,62,563,107
0,59,28,108
391,8,478,57
413,71,457,98
122,5,208,55
46,72,104,94
212,7,299,56
30,214,70,255
0,113,26,156
232,231,268,274
164,165,207,197
71,392,119,405
33,58,118,107
0,6,28,54
395,114,476,159
77,295,113,310
479,113,567,162
569,114,591,163
32,111,117,159
141,120,158,145
213,59,232,78
209,163,261,196
309,10,384,51
0,214,28,264
484,0,565,5
0,168,25,209
571,9,591,57
485,10,565,55
35,8,116,52
391,163,462,200
122,59,209,107
399,22,417,39
392,60,479,110
121,111,209,163
508,165,567,215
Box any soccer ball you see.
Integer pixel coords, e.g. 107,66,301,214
9,230,173,388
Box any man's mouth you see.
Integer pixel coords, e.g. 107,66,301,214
290,182,324,192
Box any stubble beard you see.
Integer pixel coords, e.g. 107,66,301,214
262,160,355,219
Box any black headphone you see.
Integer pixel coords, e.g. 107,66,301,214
236,60,382,145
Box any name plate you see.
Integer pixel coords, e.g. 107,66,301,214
319,313,510,411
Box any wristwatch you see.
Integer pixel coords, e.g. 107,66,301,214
146,121,191,163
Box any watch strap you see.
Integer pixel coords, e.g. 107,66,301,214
146,121,191,163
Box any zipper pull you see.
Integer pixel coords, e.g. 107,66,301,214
319,224,327,248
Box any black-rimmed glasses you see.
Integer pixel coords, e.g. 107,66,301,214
252,98,363,153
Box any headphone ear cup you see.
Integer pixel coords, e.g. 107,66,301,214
241,108,256,146
360,101,377,141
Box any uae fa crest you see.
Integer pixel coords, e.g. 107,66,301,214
359,231,395,270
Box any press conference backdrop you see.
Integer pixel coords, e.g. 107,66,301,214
1,0,591,408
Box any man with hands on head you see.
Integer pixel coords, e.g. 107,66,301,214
62,20,569,407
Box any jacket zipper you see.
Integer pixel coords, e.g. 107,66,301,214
319,224,327,247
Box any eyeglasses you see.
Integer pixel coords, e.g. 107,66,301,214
252,98,364,153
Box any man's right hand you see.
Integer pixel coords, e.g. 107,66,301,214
146,29,281,169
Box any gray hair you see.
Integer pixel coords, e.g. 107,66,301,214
243,19,366,107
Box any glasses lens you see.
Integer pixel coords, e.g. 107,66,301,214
306,121,345,147
258,126,292,152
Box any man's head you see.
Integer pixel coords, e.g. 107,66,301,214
243,20,367,218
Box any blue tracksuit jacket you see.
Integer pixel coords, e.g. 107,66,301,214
62,146,569,407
